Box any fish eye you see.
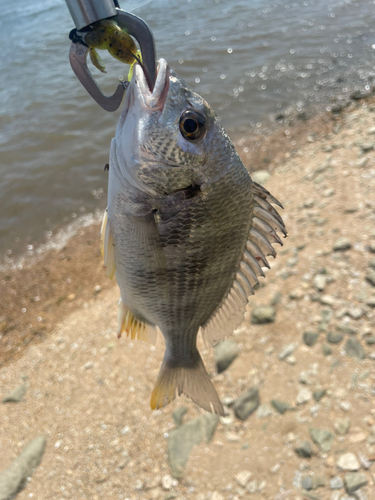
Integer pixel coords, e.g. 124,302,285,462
179,110,206,141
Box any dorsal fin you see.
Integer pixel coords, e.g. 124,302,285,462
201,180,286,344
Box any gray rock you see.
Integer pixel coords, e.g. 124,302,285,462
303,331,319,347
333,238,352,252
172,406,187,427
365,336,375,345
369,258,375,269
334,417,351,435
313,389,327,402
271,399,290,414
365,271,375,286
294,441,313,458
256,404,273,418
278,343,297,360
358,452,372,470
302,476,314,490
309,428,335,452
322,343,332,356
337,323,358,335
367,242,375,254
344,473,368,494
366,297,375,308
0,436,46,500
313,274,328,292
330,476,344,489
167,413,219,478
215,340,240,374
337,453,360,471
252,170,271,185
296,388,312,405
233,387,259,421
327,331,343,344
2,383,27,403
270,291,282,306
345,338,366,360
251,305,276,325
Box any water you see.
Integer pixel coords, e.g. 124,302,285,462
1,0,375,259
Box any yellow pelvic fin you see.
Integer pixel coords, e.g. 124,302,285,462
100,208,116,280
117,298,157,344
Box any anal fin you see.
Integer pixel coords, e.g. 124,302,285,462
117,298,157,344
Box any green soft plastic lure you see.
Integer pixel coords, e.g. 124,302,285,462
85,20,141,76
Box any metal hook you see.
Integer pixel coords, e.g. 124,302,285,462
69,8,157,112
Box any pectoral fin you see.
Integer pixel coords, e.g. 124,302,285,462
100,208,116,279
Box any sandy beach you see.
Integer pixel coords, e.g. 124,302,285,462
1,97,375,500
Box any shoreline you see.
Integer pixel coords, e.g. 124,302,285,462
0,95,373,369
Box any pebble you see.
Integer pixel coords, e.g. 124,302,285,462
313,389,327,402
344,473,368,494
172,407,187,427
2,383,27,403
340,401,352,412
365,271,375,287
247,480,257,493
322,343,333,356
337,323,358,336
296,388,312,405
84,361,94,370
337,453,360,471
327,331,344,344
167,413,219,478
256,404,273,418
333,238,352,252
252,170,271,185
302,476,314,490
210,492,225,500
294,441,313,458
369,258,375,269
358,452,372,470
271,399,290,415
0,436,46,500
334,417,351,435
234,470,252,487
251,305,276,324
330,476,344,489
345,338,366,360
303,331,319,347
278,343,297,360
313,274,328,292
93,285,102,294
215,340,240,373
349,433,366,444
161,474,178,490
233,387,260,421
289,288,304,300
309,428,335,452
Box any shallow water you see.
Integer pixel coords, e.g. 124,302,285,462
1,0,375,259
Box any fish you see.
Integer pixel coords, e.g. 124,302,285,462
101,58,287,415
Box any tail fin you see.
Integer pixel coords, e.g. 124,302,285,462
150,352,224,416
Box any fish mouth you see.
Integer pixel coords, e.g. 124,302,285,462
134,58,170,111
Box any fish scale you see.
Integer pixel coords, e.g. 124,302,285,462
102,59,286,415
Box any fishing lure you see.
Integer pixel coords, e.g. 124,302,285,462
84,20,139,74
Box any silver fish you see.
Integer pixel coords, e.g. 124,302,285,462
101,58,287,415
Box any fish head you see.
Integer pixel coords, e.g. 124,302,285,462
114,58,228,195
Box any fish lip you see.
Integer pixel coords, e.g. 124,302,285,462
134,58,170,111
